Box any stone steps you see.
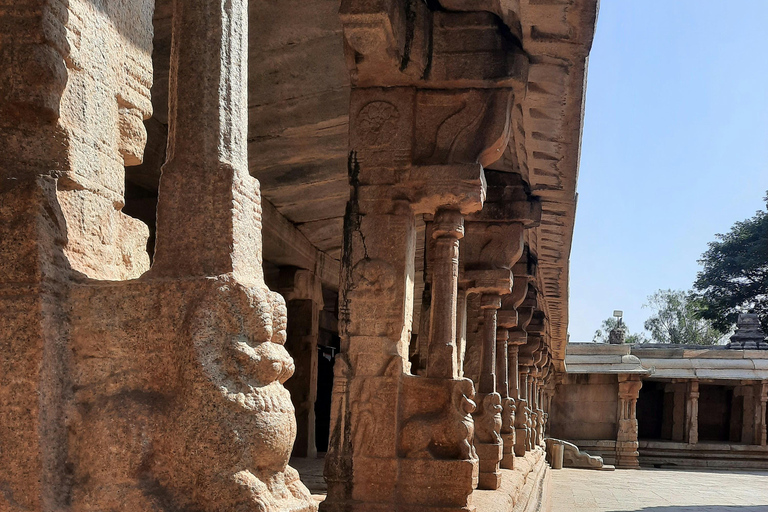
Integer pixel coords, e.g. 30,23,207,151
638,440,768,469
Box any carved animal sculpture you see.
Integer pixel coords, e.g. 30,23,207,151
474,393,503,445
400,379,478,460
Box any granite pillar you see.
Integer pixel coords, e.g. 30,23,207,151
616,375,642,469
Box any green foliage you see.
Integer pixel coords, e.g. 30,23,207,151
592,317,649,344
692,194,768,333
643,289,723,345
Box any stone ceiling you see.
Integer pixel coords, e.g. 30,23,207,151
128,0,597,368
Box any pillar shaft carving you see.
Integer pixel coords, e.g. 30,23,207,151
685,380,700,445
428,209,465,379
616,375,643,469
760,381,768,446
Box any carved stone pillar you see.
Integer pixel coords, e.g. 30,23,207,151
463,173,539,480
495,325,516,469
533,346,550,449
685,380,700,445
0,0,151,506
526,372,536,451
456,284,469,378
616,375,643,469
519,310,545,453
325,0,530,508
428,209,465,379
760,381,768,446
280,268,324,458
510,288,535,457
472,293,505,489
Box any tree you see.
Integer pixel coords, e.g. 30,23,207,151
643,289,723,345
692,194,768,333
592,317,649,344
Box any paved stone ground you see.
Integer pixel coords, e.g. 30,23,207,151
550,467,768,512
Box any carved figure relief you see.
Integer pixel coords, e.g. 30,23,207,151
357,101,400,147
501,397,516,435
474,392,503,445
160,280,316,511
400,379,478,460
349,258,397,299
352,379,389,457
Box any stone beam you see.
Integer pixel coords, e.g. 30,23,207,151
263,197,341,289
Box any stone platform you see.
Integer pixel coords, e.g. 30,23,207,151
292,450,550,512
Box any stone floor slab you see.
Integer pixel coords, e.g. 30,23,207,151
551,468,768,512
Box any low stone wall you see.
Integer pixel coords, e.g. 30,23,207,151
639,440,768,470
474,449,550,512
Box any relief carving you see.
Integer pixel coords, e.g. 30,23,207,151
473,392,503,445
358,101,400,147
352,380,389,457
348,258,397,299
400,379,478,460
415,89,513,168
159,280,315,511
501,397,516,435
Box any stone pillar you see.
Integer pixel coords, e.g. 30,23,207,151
521,310,546,453
759,381,768,446
534,347,550,449
324,1,530,508
427,209,465,379
526,372,536,450
741,384,756,444
510,288,535,457
456,284,469,378
472,293,505,489
145,0,317,508
0,0,152,508
616,375,642,469
685,380,699,445
461,190,537,487
280,268,324,458
496,324,515,469
752,382,765,446
668,383,686,442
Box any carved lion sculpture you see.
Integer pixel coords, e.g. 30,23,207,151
400,378,478,460
501,397,516,434
474,392,503,445
156,279,316,511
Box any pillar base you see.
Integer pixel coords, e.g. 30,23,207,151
500,432,516,469
475,442,502,490
399,458,478,511
514,427,528,457
615,441,640,469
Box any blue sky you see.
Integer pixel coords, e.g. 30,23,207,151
568,1,768,341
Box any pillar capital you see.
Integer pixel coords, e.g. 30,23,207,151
340,2,528,89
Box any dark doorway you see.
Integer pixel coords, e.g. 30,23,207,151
730,393,744,443
698,385,732,442
315,288,339,453
638,381,665,440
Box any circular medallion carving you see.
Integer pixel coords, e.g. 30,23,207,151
357,101,400,147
